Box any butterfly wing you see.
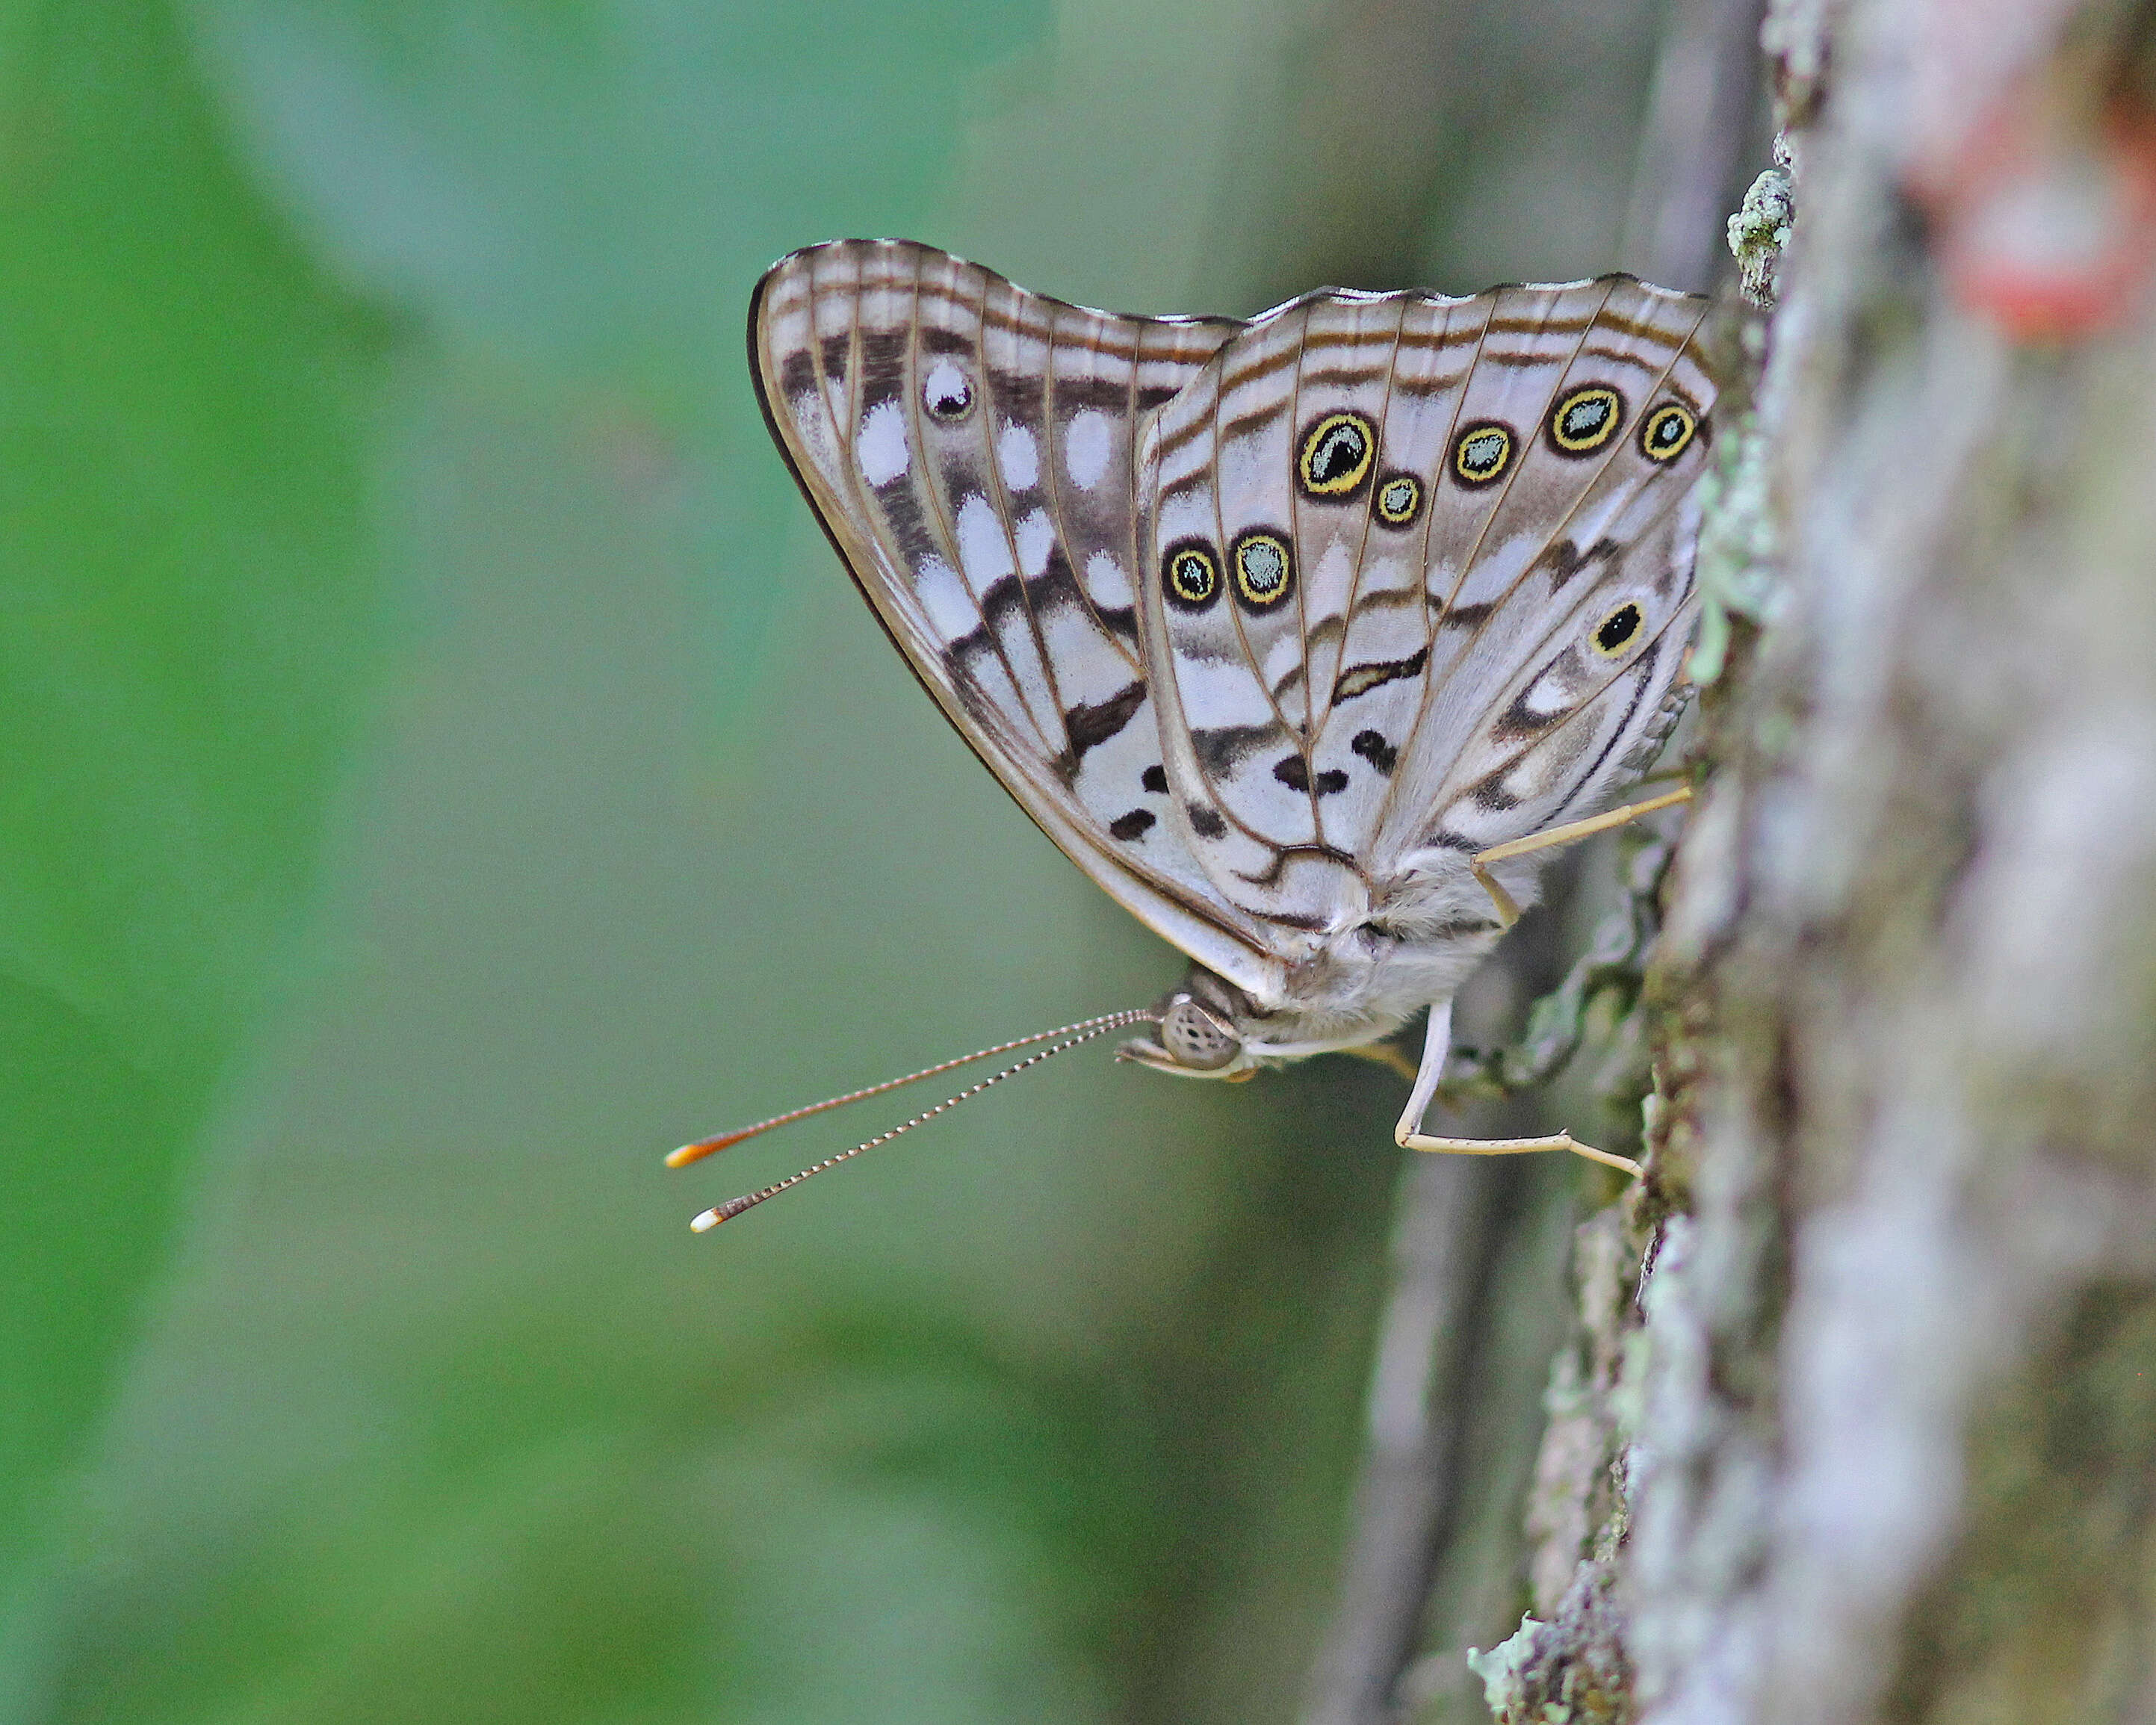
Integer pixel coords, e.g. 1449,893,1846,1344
749,239,1290,999
1370,278,1715,873
1134,276,1716,930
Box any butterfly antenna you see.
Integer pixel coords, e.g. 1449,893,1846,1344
666,1009,1159,1169
684,1007,1157,1231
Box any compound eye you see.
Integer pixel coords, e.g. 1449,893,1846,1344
1162,996,1240,1070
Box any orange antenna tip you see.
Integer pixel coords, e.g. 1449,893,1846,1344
690,1207,723,1232
666,1127,760,1169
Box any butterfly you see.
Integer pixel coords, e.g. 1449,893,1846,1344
694,238,1715,1224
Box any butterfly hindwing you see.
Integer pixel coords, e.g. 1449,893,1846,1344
1135,274,1716,932
750,240,1288,995
1375,276,1715,867
1138,290,1429,932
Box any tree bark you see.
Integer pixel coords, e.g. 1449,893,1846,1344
1324,0,2156,1719
1631,0,2156,1715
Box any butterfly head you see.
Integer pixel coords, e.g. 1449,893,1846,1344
1116,970,1263,1081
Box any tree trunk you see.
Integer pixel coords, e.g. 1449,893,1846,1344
1322,0,2156,1719
1632,0,2156,1713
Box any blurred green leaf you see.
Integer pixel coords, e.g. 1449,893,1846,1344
0,0,387,1582
187,0,1054,711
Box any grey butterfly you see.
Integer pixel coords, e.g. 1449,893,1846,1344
743,238,1714,1192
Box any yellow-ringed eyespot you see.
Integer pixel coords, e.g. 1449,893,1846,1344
1593,600,1644,657
1231,529,1295,610
1639,401,1698,463
1298,411,1377,498
1452,421,1514,487
1162,539,1221,610
1374,472,1422,527
1548,385,1624,455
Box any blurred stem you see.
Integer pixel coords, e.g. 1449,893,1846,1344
1299,1153,1498,1725
1620,0,1771,289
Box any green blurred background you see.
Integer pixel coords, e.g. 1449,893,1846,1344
0,1,1681,1718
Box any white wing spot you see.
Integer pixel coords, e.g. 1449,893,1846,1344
997,421,1039,491
1171,654,1276,727
1014,508,1056,578
1065,411,1112,491
1520,666,1579,717
914,557,977,640
858,400,908,486
1085,551,1133,608
955,493,1017,585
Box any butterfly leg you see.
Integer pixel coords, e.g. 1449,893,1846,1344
1469,785,1694,927
1393,999,1644,1177
1339,1040,1422,1082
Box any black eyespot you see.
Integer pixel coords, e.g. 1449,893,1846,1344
1298,412,1376,498
1593,601,1644,657
1141,764,1168,794
1452,421,1514,487
1163,539,1220,610
1374,472,1422,526
1548,385,1624,456
1230,530,1295,610
1109,808,1155,841
923,358,973,421
1640,402,1698,463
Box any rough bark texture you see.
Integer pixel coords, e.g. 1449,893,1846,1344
1629,0,2156,1714
1319,0,2156,1719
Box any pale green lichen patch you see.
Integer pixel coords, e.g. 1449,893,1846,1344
1727,151,1795,307
1466,1568,1634,1724
1688,410,1782,684
1466,1617,1550,1722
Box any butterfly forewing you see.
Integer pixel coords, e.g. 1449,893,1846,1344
750,240,1287,997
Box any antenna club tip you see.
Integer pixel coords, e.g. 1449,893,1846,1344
667,1125,760,1168
690,1208,723,1233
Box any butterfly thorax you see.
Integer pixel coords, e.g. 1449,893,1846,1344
1119,849,1527,1078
